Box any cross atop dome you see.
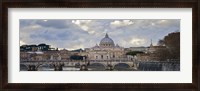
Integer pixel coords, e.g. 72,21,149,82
105,33,109,38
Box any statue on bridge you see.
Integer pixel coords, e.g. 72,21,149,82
52,62,64,71
80,65,88,71
28,65,38,71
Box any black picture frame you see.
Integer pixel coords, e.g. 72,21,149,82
1,0,199,91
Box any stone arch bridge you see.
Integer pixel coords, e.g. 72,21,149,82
20,60,138,71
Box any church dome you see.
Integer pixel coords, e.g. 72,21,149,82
100,33,115,47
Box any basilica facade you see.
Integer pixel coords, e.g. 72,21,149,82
85,33,126,61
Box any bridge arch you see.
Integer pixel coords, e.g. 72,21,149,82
37,63,54,71
88,63,107,71
113,63,132,71
20,64,29,71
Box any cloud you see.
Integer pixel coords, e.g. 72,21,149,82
20,19,180,50
31,25,41,29
110,20,134,27
115,37,147,47
158,20,166,23
35,20,70,29
20,40,26,46
129,38,146,46
72,20,95,34
151,22,155,26
72,20,92,25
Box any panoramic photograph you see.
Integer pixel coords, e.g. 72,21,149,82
20,19,180,71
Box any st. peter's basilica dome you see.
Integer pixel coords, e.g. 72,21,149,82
99,33,115,47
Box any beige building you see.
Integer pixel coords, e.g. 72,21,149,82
26,51,46,61
148,42,167,53
85,33,126,61
20,52,31,61
135,42,167,61
44,51,61,60
59,49,71,60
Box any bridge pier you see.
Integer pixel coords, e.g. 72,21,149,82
28,65,37,71
54,65,63,71
105,64,113,71
80,65,88,71
53,62,64,71
132,63,138,70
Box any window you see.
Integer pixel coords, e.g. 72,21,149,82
96,56,98,59
101,55,103,59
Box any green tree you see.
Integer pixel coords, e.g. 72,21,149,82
126,51,144,56
70,55,86,60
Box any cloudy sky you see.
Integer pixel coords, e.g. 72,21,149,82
20,19,180,50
